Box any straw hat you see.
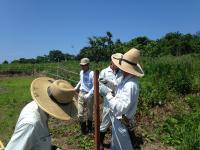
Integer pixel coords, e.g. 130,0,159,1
31,77,78,120
0,140,4,150
111,48,144,77
80,58,90,65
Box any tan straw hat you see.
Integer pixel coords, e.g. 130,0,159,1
111,48,144,77
80,58,90,65
0,140,4,150
31,77,78,120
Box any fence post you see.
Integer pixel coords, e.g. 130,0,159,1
94,70,100,150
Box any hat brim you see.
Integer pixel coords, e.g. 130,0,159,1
31,77,78,121
111,53,144,77
80,63,89,65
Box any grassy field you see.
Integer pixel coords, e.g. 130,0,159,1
0,54,200,149
0,76,96,149
0,76,34,142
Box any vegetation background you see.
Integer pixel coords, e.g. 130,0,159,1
0,31,200,149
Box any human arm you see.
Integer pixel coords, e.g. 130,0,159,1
99,69,118,92
5,124,36,150
108,81,138,119
74,81,81,92
99,83,113,100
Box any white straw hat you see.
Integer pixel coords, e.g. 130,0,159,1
111,48,144,77
31,77,78,120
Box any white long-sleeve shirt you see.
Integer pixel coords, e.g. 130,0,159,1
76,70,94,96
108,75,139,120
5,101,51,150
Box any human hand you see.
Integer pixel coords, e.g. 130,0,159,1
83,93,91,101
74,87,79,93
99,83,112,97
99,77,108,84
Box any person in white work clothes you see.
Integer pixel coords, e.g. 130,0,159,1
98,58,123,150
74,58,94,135
5,77,78,150
100,48,144,150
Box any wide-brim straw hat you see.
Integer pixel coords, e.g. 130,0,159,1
111,48,144,77
31,77,78,121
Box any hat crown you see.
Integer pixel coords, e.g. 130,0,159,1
80,58,90,65
49,80,75,104
111,48,144,77
123,48,140,64
31,77,78,120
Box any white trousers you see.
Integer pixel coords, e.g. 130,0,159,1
100,98,111,132
110,113,133,150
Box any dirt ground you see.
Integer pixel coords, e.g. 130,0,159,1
48,100,180,150
49,116,175,150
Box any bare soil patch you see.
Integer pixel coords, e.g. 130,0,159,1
48,101,181,150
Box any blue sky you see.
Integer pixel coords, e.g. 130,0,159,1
0,0,200,63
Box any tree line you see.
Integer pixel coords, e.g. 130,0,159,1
2,31,200,64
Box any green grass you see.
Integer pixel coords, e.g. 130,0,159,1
0,76,95,149
160,95,200,149
0,76,34,143
0,54,200,148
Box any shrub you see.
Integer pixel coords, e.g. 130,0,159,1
160,96,200,149
139,79,171,107
167,63,192,95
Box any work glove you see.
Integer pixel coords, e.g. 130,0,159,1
99,77,108,84
74,86,79,93
83,93,92,101
99,78,117,92
99,83,112,97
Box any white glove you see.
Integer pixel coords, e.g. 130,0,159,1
105,92,113,100
99,83,112,97
74,82,80,92
99,77,109,84
99,78,116,92
83,93,91,101
106,80,116,92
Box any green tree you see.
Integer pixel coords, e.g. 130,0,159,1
125,36,151,55
64,53,75,60
2,60,9,64
36,55,49,63
144,41,159,57
48,50,65,62
156,32,196,56
79,32,115,62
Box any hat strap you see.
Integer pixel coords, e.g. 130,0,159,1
47,87,69,105
113,55,137,66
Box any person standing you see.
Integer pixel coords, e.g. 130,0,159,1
98,58,122,150
5,77,78,150
74,58,94,135
100,48,144,150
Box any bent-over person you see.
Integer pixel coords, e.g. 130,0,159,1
5,77,77,150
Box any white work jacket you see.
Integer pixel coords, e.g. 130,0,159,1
108,75,139,120
5,101,51,150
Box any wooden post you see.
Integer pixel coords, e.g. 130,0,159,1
94,70,100,150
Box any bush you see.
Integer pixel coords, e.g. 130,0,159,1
161,110,200,149
140,78,172,107
167,63,192,95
